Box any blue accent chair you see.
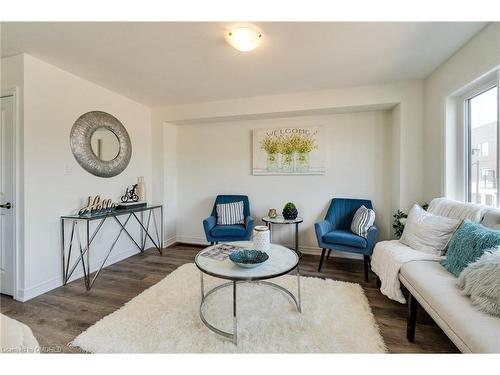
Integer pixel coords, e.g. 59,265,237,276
203,195,254,244
315,198,378,281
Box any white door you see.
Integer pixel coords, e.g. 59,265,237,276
1,95,15,296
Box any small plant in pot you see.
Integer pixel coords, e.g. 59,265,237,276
282,202,298,220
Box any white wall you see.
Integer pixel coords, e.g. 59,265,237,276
163,123,178,245
153,80,425,252
424,23,500,201
6,54,153,301
174,111,393,255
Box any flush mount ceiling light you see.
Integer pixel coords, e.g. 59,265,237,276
225,27,263,52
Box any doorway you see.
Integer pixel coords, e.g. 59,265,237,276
1,94,16,296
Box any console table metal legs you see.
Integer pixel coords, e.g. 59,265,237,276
198,268,302,345
61,206,163,290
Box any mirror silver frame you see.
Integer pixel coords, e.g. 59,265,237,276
70,111,131,178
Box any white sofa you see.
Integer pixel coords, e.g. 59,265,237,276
377,198,500,353
0,313,39,353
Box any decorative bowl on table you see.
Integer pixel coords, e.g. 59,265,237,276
229,249,269,268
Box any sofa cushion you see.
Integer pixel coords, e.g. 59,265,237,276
400,204,460,255
428,197,488,222
442,220,500,277
481,209,500,230
210,224,246,237
400,260,500,353
458,248,500,317
323,230,367,248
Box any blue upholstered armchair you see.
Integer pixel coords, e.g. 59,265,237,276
203,195,254,244
315,198,378,281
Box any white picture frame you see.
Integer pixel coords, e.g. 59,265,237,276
252,126,326,175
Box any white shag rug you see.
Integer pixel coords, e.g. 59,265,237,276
71,263,386,353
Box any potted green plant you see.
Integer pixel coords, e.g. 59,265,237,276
282,202,298,220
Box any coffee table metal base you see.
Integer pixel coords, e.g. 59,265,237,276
199,272,302,345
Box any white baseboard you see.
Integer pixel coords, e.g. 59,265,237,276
175,235,209,246
17,246,142,302
163,235,177,247
174,235,362,260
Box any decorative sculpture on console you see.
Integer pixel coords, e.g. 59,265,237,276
78,195,116,216
120,184,139,203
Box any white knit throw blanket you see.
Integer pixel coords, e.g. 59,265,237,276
371,240,442,303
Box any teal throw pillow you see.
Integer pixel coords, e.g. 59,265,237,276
441,220,500,277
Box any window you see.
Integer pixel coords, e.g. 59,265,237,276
481,168,496,189
466,85,499,206
479,142,489,156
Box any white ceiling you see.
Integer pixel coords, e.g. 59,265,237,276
1,22,486,106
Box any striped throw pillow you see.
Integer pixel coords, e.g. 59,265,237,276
216,201,245,225
350,205,375,238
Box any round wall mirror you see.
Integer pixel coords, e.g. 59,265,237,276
70,111,132,178
90,127,120,161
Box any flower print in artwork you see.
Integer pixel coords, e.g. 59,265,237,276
252,126,325,175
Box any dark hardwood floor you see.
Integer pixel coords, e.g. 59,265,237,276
0,244,459,353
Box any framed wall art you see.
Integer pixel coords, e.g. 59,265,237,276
252,126,326,175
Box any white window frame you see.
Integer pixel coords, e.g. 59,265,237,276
462,76,499,205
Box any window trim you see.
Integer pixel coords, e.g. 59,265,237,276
463,80,499,205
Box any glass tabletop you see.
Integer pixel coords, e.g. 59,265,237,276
262,216,303,224
60,204,162,220
195,241,299,281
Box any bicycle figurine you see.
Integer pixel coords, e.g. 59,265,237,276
121,184,139,203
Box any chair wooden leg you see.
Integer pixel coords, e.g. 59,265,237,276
327,249,331,259
318,248,326,272
363,255,369,282
210,242,214,246
376,276,381,288
407,293,418,343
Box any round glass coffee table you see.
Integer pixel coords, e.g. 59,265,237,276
195,241,301,345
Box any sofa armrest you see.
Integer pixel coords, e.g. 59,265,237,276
245,216,254,231
203,215,217,234
366,225,378,253
315,220,332,241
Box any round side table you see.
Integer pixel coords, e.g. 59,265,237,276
262,216,303,257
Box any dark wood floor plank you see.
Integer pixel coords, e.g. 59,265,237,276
0,244,458,353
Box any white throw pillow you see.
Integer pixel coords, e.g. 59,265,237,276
350,205,375,238
400,204,460,255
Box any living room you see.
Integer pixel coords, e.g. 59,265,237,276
1,0,499,373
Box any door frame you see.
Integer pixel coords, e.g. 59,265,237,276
1,87,22,300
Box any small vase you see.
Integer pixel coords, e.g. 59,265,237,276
282,153,294,173
266,153,279,172
297,152,310,173
253,225,270,251
137,176,145,201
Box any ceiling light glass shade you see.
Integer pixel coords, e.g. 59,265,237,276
225,27,262,52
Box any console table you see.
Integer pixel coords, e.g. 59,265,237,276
60,205,163,290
